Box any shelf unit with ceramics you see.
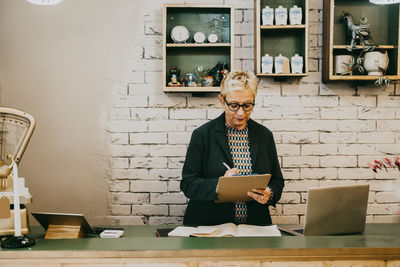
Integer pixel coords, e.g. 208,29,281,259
255,0,309,77
322,0,400,83
163,4,234,93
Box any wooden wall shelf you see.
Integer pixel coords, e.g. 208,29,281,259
162,4,234,93
322,0,400,83
163,86,221,93
332,45,396,50
166,43,231,48
255,0,309,77
257,73,308,77
327,75,399,81
261,25,306,30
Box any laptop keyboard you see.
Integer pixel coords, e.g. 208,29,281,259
292,228,304,234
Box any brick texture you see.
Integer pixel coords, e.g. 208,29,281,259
106,0,400,225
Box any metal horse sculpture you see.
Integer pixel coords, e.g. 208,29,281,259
341,12,371,47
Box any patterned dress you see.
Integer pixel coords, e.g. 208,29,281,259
226,124,252,224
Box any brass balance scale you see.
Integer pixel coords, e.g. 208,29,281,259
0,107,35,248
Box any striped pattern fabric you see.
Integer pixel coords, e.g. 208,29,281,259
226,124,252,224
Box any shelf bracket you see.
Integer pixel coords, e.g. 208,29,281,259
191,92,208,97
273,77,289,82
352,82,360,96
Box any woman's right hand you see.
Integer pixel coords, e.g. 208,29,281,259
224,168,240,176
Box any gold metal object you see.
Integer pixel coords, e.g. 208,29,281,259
0,107,35,236
0,155,14,190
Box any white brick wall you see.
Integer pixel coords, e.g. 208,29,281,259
106,0,400,225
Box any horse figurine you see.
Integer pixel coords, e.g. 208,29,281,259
341,12,372,47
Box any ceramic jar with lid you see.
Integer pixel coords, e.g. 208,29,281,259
261,54,273,73
291,54,303,73
289,5,302,25
262,6,274,25
275,54,290,73
275,6,288,25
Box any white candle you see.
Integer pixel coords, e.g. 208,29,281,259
12,162,22,237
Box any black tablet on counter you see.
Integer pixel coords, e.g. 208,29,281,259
31,212,95,234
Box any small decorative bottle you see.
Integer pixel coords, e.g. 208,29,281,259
291,54,304,73
289,5,302,25
275,6,288,25
262,6,274,25
261,54,273,74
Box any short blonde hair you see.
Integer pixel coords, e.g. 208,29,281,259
220,71,259,98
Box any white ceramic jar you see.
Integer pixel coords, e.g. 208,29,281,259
289,5,302,25
261,54,273,73
291,54,303,73
275,54,290,73
275,6,288,25
262,6,274,25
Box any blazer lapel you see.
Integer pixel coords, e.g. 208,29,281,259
215,113,234,167
248,119,260,170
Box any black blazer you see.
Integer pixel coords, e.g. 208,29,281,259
180,113,284,226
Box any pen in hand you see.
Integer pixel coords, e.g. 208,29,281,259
222,162,231,170
217,163,231,193
223,162,239,176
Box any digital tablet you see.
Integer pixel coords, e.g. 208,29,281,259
31,212,95,234
215,173,271,203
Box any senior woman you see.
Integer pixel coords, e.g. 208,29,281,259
180,70,284,226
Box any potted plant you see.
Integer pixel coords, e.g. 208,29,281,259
368,156,400,216
340,12,391,87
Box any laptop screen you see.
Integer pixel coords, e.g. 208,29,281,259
303,184,369,236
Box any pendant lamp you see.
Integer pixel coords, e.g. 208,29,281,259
26,0,64,5
370,0,400,4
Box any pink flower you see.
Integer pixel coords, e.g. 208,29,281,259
395,156,400,171
367,156,400,173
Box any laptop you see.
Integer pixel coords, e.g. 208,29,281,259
279,184,369,236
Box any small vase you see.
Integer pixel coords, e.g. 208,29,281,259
363,51,389,75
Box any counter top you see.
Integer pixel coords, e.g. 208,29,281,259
1,224,400,261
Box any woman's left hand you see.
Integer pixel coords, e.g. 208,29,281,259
247,187,271,204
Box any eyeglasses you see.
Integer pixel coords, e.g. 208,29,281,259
223,98,255,112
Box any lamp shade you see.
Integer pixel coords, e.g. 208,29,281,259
370,0,400,4
26,0,64,5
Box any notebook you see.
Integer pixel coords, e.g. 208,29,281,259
215,174,271,203
279,184,369,236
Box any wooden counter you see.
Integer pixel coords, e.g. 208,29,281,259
1,224,400,266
